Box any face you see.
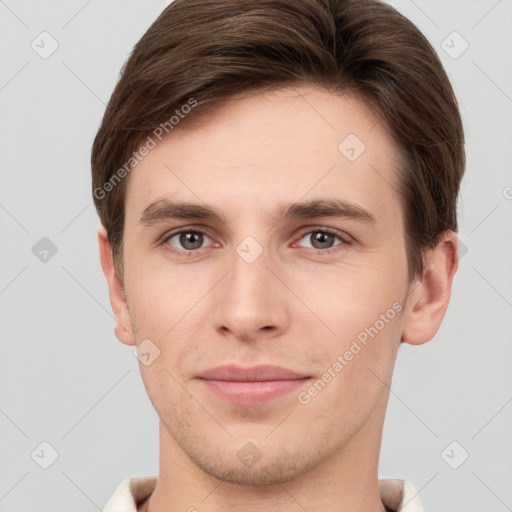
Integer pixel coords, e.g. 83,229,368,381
119,85,412,484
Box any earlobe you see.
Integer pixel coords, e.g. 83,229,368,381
98,225,136,346
401,231,459,346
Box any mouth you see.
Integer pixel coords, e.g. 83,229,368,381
195,364,312,406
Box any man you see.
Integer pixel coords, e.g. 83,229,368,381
92,0,465,510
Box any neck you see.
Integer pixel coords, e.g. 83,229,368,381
146,393,389,512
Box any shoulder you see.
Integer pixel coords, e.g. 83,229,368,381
379,478,425,512
102,476,157,512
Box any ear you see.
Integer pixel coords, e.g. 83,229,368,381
98,224,136,346
401,231,459,345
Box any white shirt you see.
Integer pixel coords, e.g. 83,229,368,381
103,476,425,512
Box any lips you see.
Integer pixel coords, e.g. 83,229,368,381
197,364,309,382
196,364,311,406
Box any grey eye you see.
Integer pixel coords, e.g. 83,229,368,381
167,231,212,251
298,230,343,250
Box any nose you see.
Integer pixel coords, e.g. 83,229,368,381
212,244,290,342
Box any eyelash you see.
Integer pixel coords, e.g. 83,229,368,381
160,226,352,257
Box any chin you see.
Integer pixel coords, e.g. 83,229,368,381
184,442,322,486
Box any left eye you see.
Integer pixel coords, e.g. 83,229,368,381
296,230,345,251
166,230,214,251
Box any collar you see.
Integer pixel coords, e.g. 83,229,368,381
103,476,425,512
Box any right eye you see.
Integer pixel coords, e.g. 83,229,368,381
163,229,218,255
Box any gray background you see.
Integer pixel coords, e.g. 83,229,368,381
0,1,511,510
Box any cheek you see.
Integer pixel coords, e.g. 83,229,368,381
298,304,403,426
293,254,407,335
125,270,209,382
124,253,191,332
291,252,407,399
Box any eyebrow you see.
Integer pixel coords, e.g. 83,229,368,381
139,198,376,227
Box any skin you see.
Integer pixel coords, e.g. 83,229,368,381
99,85,458,512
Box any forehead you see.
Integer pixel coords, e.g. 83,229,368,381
124,85,403,227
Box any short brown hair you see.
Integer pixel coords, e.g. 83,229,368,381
91,0,465,281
